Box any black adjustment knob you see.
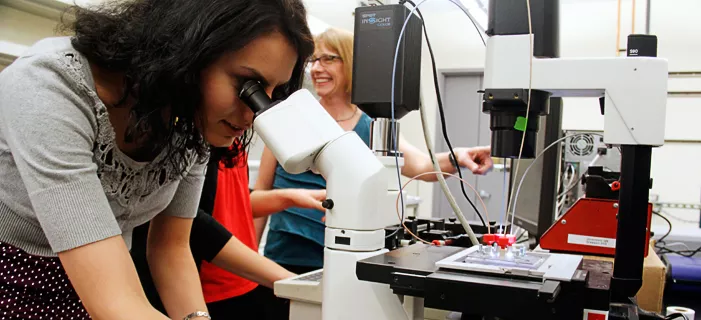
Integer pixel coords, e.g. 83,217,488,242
322,199,334,210
448,218,457,223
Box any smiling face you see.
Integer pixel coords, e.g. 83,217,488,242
199,30,298,147
310,43,347,99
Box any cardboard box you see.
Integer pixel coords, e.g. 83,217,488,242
584,243,667,313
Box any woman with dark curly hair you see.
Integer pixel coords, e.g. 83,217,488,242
0,0,313,318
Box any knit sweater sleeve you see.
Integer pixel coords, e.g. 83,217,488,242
0,52,121,253
160,158,206,219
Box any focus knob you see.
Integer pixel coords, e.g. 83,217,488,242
322,199,334,210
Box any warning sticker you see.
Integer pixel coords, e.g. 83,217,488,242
568,234,616,249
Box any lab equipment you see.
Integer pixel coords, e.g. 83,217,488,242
240,81,409,319
359,0,668,318
481,0,666,316
540,166,655,257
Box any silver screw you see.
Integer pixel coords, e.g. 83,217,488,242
613,203,619,209
561,219,567,225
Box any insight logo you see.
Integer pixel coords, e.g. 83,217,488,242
361,12,391,26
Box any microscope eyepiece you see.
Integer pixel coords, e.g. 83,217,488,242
239,80,272,114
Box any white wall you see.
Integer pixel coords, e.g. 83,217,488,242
0,5,59,55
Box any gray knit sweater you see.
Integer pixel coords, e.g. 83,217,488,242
0,37,206,257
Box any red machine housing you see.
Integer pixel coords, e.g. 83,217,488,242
540,198,652,257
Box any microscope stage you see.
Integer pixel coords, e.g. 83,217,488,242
435,246,583,282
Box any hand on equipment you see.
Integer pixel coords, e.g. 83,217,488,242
288,189,327,212
453,146,493,175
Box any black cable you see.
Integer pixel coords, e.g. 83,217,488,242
653,211,672,244
401,0,487,228
654,211,701,257
657,245,701,258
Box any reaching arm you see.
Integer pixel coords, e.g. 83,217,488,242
189,207,292,288
189,209,233,263
59,237,169,319
211,236,296,288
148,215,208,319
400,136,455,181
147,156,209,319
399,136,493,181
250,189,326,217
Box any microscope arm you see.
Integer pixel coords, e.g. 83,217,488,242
484,34,667,147
250,87,390,233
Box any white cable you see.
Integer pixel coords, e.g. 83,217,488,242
510,133,604,224
445,0,487,45
565,163,575,188
395,0,492,244
418,84,480,244
556,196,565,215
395,0,483,245
508,0,534,235
556,154,601,201
499,161,508,233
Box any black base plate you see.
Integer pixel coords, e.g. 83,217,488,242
357,243,613,319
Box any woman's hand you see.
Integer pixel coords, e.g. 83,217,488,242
454,146,494,175
286,189,327,211
211,236,298,289
58,236,170,319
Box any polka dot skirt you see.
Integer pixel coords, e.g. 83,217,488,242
0,241,91,319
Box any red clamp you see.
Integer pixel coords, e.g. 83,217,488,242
432,239,454,246
483,234,515,248
497,234,516,248
611,181,621,191
483,234,497,245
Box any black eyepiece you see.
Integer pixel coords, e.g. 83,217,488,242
239,80,272,114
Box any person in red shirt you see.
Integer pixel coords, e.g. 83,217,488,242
200,146,325,319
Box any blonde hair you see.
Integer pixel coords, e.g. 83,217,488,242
315,27,354,93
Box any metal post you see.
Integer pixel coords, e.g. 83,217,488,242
645,0,651,35
610,145,652,304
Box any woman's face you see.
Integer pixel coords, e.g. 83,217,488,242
200,31,298,147
310,43,346,99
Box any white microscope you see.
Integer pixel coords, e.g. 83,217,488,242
239,80,412,320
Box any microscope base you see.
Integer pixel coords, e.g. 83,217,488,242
322,248,409,320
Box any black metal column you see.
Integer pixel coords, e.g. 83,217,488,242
609,34,659,310
536,97,563,240
610,145,652,304
487,0,559,58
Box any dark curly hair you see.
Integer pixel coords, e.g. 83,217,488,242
61,0,314,174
